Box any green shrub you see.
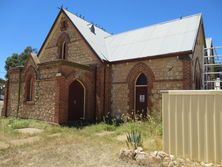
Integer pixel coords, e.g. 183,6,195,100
103,112,124,126
126,130,143,149
104,124,116,131
8,119,30,129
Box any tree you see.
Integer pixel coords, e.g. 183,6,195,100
0,78,5,98
4,46,37,78
0,78,5,85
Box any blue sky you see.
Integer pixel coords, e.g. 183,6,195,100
0,0,222,79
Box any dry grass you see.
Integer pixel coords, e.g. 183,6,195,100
0,117,162,167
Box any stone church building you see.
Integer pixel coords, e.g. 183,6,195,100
2,9,205,123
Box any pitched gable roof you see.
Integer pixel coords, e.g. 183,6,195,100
105,14,201,61
39,9,202,63
64,9,202,62
63,9,111,61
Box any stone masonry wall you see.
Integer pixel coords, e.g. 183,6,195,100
5,60,97,123
38,12,107,120
191,24,205,89
6,72,20,117
39,12,100,66
4,11,205,122
110,23,205,116
111,56,185,115
6,66,57,122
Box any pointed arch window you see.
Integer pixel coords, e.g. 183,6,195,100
136,73,147,86
61,41,67,59
25,76,34,101
57,33,70,60
134,73,148,116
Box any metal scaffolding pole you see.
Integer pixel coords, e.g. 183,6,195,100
202,46,222,89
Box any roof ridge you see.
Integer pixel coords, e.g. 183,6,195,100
62,8,111,35
105,13,202,39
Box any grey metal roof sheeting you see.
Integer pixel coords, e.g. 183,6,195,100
64,9,201,62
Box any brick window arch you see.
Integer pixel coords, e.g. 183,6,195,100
57,33,70,59
127,63,155,114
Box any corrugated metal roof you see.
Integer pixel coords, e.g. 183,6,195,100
64,9,201,62
105,14,201,61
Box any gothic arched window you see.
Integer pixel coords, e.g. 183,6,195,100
135,73,148,116
57,33,70,59
61,41,67,59
25,76,34,101
136,73,148,85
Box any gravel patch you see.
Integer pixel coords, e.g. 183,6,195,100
9,136,41,146
95,131,114,136
0,141,9,150
17,128,43,135
116,134,127,142
48,133,62,138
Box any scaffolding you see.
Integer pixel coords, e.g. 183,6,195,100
203,46,222,89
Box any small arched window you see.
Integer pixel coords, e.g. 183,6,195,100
61,41,67,59
136,73,147,85
57,33,70,60
26,77,34,101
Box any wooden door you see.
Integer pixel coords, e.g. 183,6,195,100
68,80,84,121
135,86,147,115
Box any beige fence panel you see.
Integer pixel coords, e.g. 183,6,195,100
162,90,222,163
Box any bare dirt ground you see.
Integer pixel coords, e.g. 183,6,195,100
0,118,162,167
0,136,140,167
17,128,43,135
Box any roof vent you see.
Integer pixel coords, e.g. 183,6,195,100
90,24,95,34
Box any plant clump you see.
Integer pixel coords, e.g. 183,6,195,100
126,129,143,150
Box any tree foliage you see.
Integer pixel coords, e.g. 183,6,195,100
4,46,37,78
0,78,5,84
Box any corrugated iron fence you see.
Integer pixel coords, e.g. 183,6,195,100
162,90,222,163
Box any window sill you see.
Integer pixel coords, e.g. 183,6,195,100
24,100,35,105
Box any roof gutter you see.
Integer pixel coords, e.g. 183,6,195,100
108,50,192,64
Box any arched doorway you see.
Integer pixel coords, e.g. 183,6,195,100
135,73,148,116
68,80,85,121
